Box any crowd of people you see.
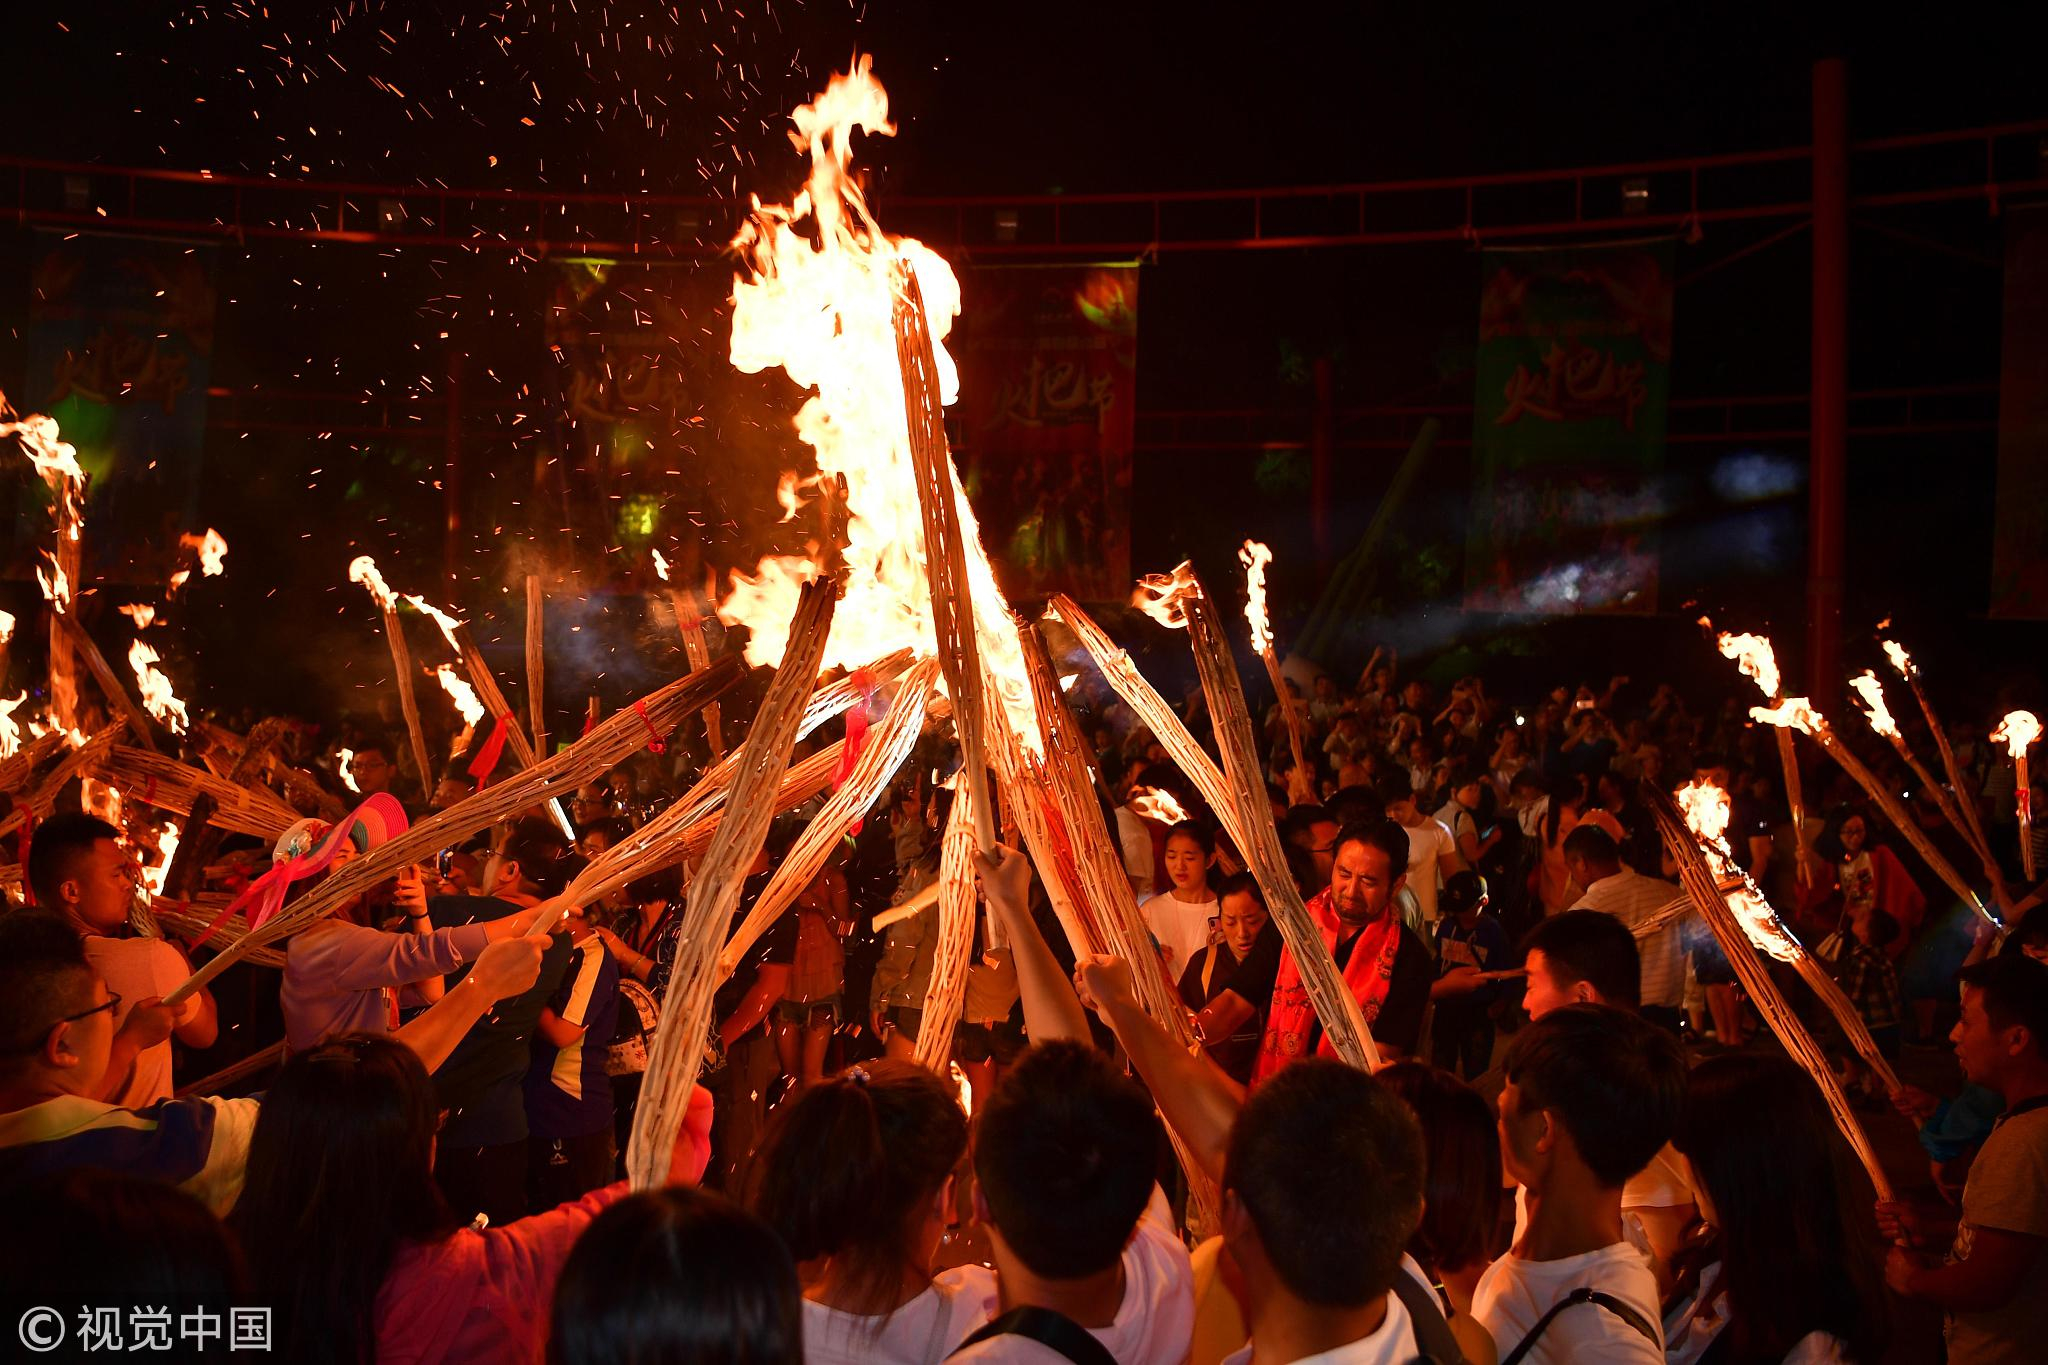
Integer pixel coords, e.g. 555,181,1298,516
2,643,2045,1365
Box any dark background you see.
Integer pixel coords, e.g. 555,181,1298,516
1,2,2044,727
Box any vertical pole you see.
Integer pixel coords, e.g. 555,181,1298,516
1311,357,1334,575
1808,58,1849,699
444,349,464,597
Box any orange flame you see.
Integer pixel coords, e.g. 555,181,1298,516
435,664,485,727
36,558,70,609
119,604,157,630
127,641,190,733
651,549,671,582
718,57,1032,737
1749,696,1823,736
0,693,22,760
348,555,398,612
171,528,228,593
1129,786,1191,825
403,594,466,654
0,610,13,645
1714,631,1782,700
1881,639,1915,678
1239,541,1274,656
336,747,361,795
1848,670,1899,740
1132,560,1199,630
1992,710,2041,759
1675,780,1801,962
137,819,181,899
81,776,123,824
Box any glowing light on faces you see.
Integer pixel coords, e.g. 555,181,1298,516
718,57,1035,738
127,641,190,733
1239,540,1274,655
1849,670,1900,739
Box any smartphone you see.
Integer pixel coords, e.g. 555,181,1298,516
435,849,455,878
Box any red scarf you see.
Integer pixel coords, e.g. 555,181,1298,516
1251,886,1403,1087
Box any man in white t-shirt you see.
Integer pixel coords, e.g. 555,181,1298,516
950,1039,1193,1365
1382,775,1460,928
30,812,217,1105
1474,1004,1686,1365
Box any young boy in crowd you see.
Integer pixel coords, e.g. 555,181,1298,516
1473,1003,1686,1364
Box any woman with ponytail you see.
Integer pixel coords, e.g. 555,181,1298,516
747,1059,980,1364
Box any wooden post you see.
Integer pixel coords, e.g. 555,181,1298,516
525,574,548,758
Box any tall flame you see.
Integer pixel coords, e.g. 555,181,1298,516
404,594,466,654
718,57,1032,735
0,693,23,760
349,555,399,612
1675,779,1801,963
1881,640,1915,677
128,641,190,733
651,548,671,582
1992,710,2041,759
435,664,485,727
36,558,70,610
336,747,362,794
1132,560,1199,630
1239,541,1274,656
1848,670,1899,739
1750,696,1823,736
1714,630,1782,700
0,611,13,645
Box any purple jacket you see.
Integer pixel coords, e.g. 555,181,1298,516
282,918,491,1051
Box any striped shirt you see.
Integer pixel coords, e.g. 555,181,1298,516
1575,868,1686,1009
0,1092,261,1216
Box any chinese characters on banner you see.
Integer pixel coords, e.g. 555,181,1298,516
952,264,1139,603
1463,243,1672,615
1991,207,2048,618
17,231,217,580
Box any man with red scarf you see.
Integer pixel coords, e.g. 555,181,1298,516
1196,821,1434,1082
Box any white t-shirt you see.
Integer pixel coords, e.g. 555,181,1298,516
1115,806,1157,901
801,1278,991,1365
1141,891,1219,983
1472,1241,1663,1365
947,1187,1194,1365
1219,1287,1416,1365
1510,1146,1695,1258
83,934,192,1107
1662,1264,1848,1365
1398,818,1456,924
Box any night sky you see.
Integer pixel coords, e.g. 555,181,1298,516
1,3,2044,719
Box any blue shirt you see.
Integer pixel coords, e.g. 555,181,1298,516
525,936,620,1140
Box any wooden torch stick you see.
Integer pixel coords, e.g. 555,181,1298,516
895,260,997,852
1887,643,1998,872
663,575,724,760
525,574,547,759
1241,540,1315,805
1166,566,1382,1071
915,775,981,1073
625,579,837,1189
1775,727,1811,887
1992,712,2041,887
53,614,160,753
1757,701,2000,931
1647,783,1894,1199
1851,671,2012,910
451,621,574,839
379,605,438,806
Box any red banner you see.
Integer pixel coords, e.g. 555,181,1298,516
954,265,1139,603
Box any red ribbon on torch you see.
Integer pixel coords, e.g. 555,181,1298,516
835,669,878,834
468,713,513,790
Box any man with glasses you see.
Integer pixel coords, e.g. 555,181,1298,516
0,910,548,1215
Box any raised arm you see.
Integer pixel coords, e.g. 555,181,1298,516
973,845,1091,1045
1076,953,1242,1184
394,937,546,1073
